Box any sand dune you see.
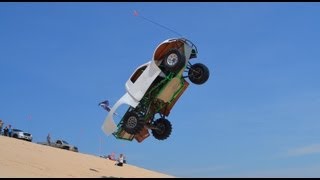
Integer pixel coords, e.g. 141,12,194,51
0,136,174,178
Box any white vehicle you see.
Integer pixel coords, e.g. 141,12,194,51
101,38,210,143
12,128,32,142
38,139,79,152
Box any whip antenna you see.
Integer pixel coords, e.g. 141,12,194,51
133,10,184,37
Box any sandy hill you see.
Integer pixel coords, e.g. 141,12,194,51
0,136,174,178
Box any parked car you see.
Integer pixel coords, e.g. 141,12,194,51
101,38,210,143
38,139,78,152
12,128,33,142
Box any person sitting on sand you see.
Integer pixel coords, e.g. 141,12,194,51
123,154,127,164
107,155,115,161
107,152,116,161
115,154,124,167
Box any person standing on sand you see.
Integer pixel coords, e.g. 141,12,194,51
0,119,3,135
8,124,12,137
47,133,51,145
3,125,8,136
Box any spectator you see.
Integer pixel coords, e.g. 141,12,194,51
8,124,12,137
123,154,127,164
115,153,124,167
0,119,3,135
3,126,8,136
47,133,51,145
107,152,116,161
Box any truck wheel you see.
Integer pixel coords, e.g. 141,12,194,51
151,118,172,140
122,111,144,135
188,63,209,85
162,49,186,73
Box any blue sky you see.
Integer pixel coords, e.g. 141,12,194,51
1,2,320,178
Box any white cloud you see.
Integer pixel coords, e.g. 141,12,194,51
287,144,320,157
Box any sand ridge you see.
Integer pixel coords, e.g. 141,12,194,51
0,136,174,178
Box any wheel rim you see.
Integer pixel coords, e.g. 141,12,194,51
126,116,138,129
166,53,178,66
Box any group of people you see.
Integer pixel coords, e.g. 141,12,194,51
1,118,128,167
0,119,13,137
106,152,126,167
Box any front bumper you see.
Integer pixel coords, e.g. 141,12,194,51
18,135,32,141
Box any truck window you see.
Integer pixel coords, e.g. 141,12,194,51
130,65,147,83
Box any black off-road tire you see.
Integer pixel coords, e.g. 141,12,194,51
188,63,210,85
162,49,186,74
122,111,144,135
151,118,172,140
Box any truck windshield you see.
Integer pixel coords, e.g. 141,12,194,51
62,140,69,144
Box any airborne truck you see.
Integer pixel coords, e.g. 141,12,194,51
101,38,210,143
